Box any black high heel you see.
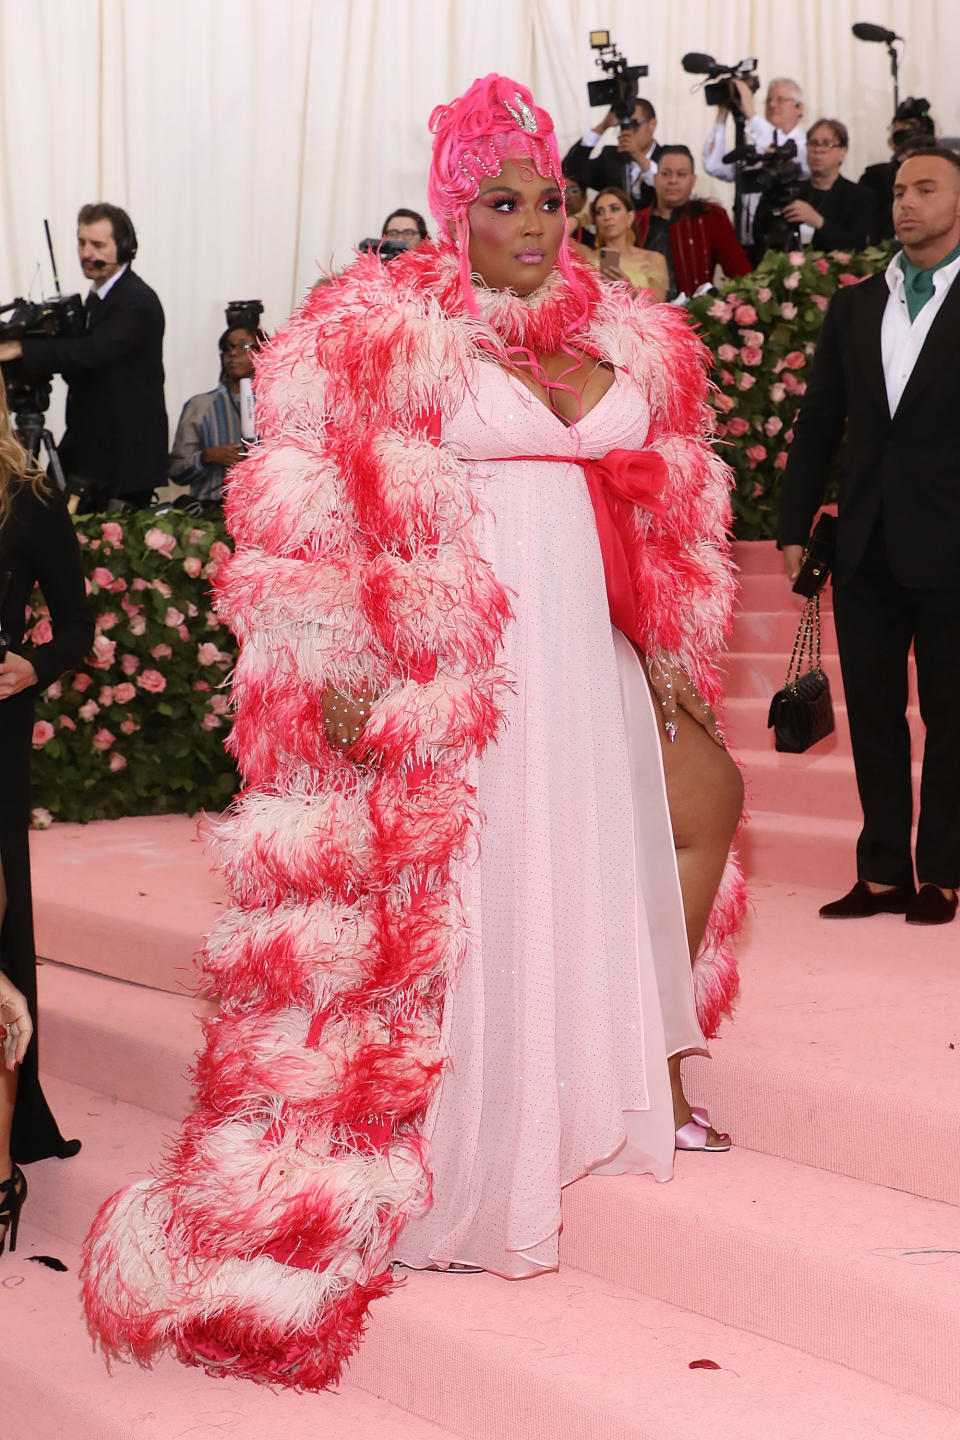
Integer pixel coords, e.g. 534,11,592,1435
0,1164,27,1255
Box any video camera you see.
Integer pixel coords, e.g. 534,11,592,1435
0,292,83,451
682,53,760,116
723,137,804,252
588,31,649,125
225,298,264,334
357,237,410,263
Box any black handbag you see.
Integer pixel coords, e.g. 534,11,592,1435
791,513,837,599
768,593,835,753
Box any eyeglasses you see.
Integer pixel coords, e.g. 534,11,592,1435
808,139,843,149
223,342,253,355
384,227,420,241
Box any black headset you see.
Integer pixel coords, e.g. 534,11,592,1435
109,206,138,264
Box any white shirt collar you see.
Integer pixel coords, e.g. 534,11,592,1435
90,263,128,300
885,245,960,297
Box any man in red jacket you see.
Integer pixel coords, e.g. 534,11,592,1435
635,146,752,300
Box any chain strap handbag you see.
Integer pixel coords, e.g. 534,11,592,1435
767,592,835,753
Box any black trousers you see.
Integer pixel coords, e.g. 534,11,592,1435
832,532,960,889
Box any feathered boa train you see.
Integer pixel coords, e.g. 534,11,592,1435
81,245,745,1389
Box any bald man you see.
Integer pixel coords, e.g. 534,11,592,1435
779,149,960,926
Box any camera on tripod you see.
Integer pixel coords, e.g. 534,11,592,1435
724,138,804,252
0,292,83,475
587,31,649,125
224,299,264,334
682,53,760,116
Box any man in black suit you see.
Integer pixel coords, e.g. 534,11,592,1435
0,203,167,510
562,99,661,210
782,118,877,250
779,149,960,926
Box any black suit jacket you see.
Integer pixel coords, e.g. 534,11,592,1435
21,268,168,497
798,174,878,251
859,159,897,242
779,268,960,588
562,137,661,210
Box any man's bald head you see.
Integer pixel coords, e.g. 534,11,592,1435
893,148,960,263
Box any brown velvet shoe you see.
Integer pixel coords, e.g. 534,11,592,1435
905,885,959,926
819,880,916,918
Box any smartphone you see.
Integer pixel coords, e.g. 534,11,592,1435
599,246,619,270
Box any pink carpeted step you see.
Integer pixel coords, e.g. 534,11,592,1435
561,1150,960,1409
14,1108,960,1440
722,649,847,699
724,698,926,759
739,809,863,886
735,573,834,612
0,1228,457,1440
730,607,840,653
31,814,226,994
738,748,921,821
731,539,787,575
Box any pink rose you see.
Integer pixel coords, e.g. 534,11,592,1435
164,606,185,628
788,251,805,266
187,528,206,546
811,293,829,311
91,567,114,587
757,286,772,302
201,713,222,730
152,579,173,598
814,258,829,274
205,540,231,579
775,451,789,470
783,272,800,291
713,393,735,414
101,521,124,546
92,728,115,751
183,556,202,579
129,616,147,636
31,807,53,829
120,654,140,676
734,304,757,325
745,444,767,467
31,618,53,645
210,693,231,715
785,351,806,370
177,624,190,643
32,720,55,748
717,343,738,362
108,577,128,593
109,752,128,772
715,421,728,437
764,416,784,437
144,527,177,559
741,330,764,348
58,715,76,731
113,682,136,704
98,686,114,706
782,371,801,393
720,369,734,386
186,603,198,618
795,382,807,396
150,643,173,660
769,383,787,403
752,482,764,498
193,680,212,692
838,273,861,286
73,672,93,692
197,642,225,666
137,669,167,694
89,634,116,670
95,611,118,632
737,373,756,391
833,251,852,264
78,700,100,722
45,680,62,700
780,302,798,320
132,577,150,591
120,717,139,735
726,417,749,437
77,533,89,546
740,347,763,367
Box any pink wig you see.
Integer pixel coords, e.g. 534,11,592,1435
428,74,586,318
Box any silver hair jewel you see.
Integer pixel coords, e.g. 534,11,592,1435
504,92,538,133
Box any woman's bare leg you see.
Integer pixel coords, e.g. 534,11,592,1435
649,686,744,1144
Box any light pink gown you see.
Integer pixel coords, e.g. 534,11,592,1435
392,362,706,1278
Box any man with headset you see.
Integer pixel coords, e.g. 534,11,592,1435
0,203,167,511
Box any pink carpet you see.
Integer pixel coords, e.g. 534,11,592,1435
7,540,958,1438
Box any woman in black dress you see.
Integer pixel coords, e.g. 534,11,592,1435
0,385,94,1251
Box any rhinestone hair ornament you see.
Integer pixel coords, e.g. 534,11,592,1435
427,73,585,318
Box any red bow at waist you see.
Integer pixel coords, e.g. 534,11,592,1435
485,447,669,650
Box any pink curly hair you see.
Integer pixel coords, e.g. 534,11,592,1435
428,74,586,317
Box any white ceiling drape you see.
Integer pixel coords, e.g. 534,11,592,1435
0,0,954,431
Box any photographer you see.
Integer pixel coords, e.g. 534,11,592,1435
169,323,259,504
635,145,751,300
860,99,937,242
563,98,661,209
702,77,809,246
0,204,167,512
783,119,878,251
381,209,429,249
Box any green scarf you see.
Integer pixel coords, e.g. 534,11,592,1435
899,239,960,323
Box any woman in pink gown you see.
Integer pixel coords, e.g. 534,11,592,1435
82,75,744,1388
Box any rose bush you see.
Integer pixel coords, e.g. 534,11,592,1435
28,509,238,822
688,244,892,539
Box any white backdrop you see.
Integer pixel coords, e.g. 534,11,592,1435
0,0,955,437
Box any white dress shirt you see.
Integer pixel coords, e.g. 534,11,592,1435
90,262,128,300
880,248,960,416
580,128,658,200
